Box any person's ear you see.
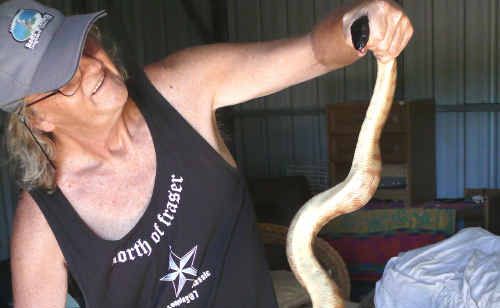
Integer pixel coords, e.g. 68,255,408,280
37,120,55,133
29,114,55,133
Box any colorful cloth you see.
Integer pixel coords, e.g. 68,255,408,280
321,208,456,236
322,207,456,282
325,231,447,281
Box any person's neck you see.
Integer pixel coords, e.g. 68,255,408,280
54,102,141,171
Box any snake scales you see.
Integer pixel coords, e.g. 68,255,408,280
286,58,397,308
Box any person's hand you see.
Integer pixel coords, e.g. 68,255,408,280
342,0,414,63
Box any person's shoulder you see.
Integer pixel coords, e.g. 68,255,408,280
11,191,64,263
13,192,49,237
10,192,69,306
143,58,216,125
143,46,224,109
143,60,188,107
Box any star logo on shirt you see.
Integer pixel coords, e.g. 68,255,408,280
160,245,198,297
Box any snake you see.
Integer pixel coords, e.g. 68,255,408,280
285,30,398,307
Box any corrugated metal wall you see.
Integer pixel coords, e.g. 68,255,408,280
227,0,500,198
2,1,500,259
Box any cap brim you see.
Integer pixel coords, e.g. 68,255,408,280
30,10,106,96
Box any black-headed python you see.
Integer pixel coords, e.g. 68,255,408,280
286,17,398,308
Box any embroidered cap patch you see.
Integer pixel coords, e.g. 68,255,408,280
9,9,53,49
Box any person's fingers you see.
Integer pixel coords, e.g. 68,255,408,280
365,5,388,50
388,18,406,57
400,20,414,52
376,54,392,64
367,18,387,49
372,10,403,56
346,0,414,61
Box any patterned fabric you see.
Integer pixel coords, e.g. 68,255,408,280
321,208,456,236
321,206,457,282
325,231,448,281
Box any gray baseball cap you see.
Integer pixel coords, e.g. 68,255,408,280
0,0,106,112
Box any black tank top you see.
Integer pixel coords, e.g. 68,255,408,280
29,69,278,308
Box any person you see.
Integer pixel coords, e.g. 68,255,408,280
1,0,413,307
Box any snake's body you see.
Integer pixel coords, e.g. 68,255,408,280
286,59,397,308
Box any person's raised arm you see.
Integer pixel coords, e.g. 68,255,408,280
10,193,68,308
146,0,412,111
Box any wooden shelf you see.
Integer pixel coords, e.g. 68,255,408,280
327,100,436,206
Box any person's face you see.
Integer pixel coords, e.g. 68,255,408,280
24,35,129,133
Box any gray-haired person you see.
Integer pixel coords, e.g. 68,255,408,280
1,0,412,307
